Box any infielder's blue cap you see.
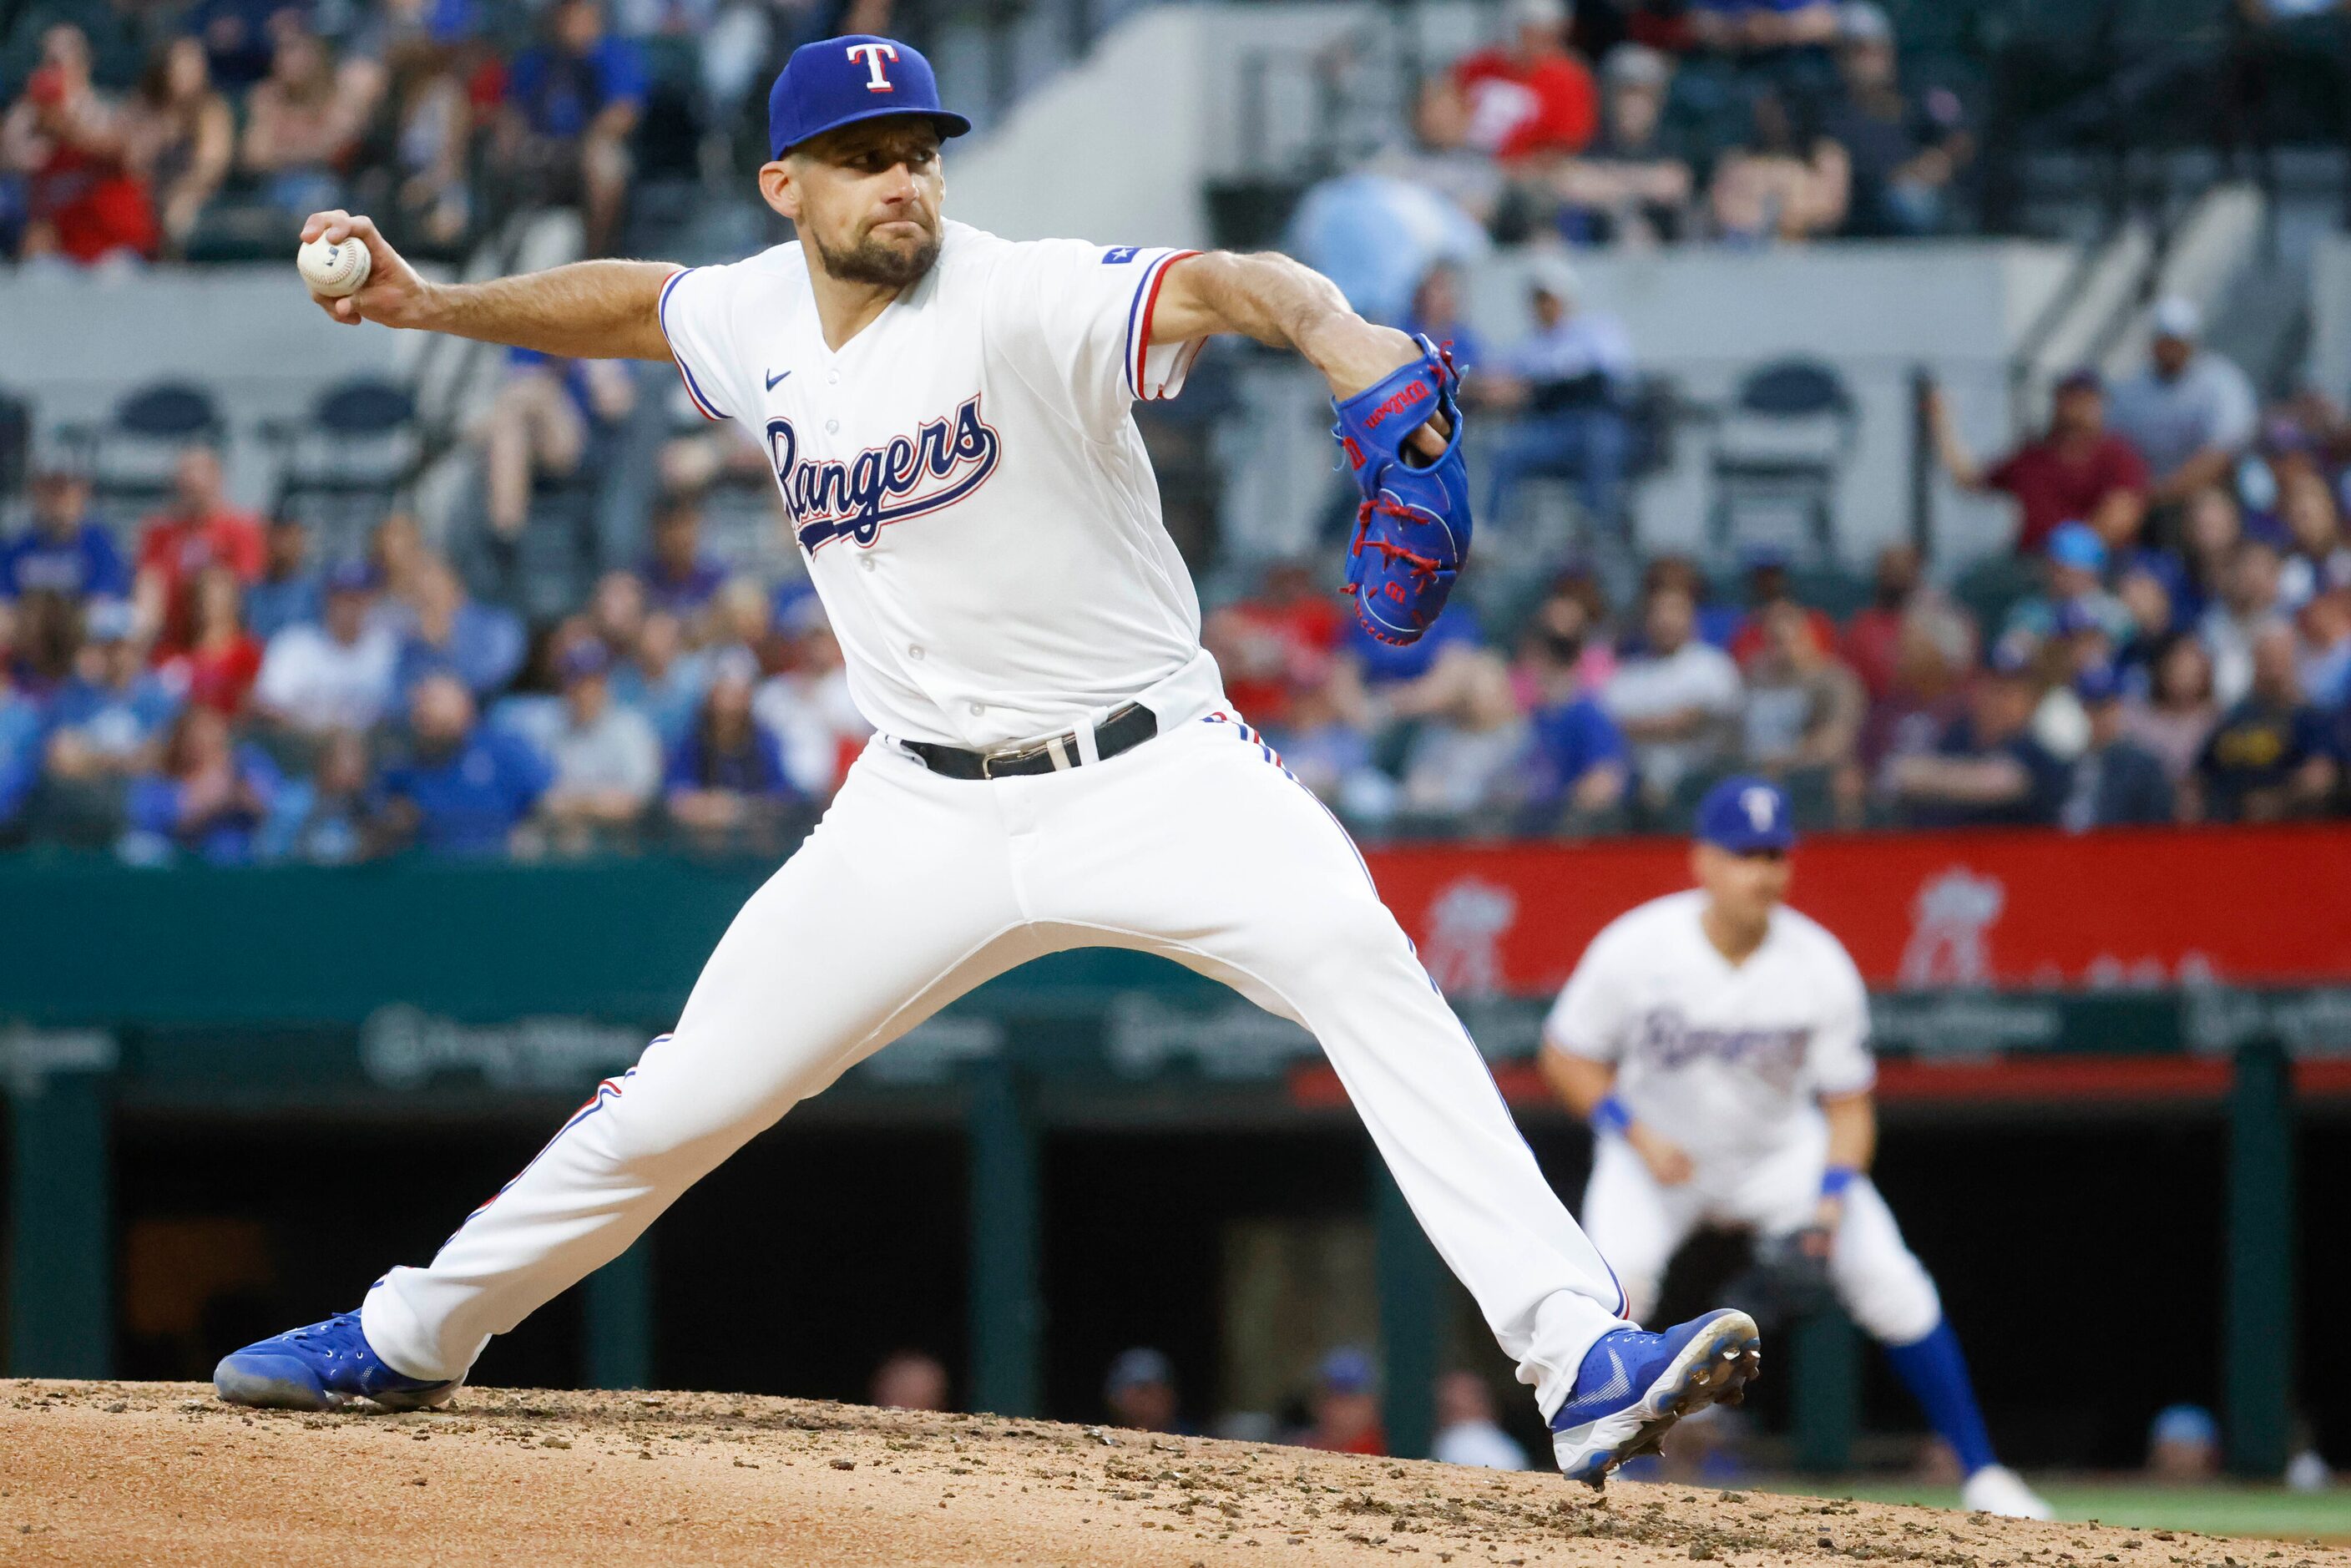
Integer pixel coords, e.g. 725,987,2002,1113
767,35,972,159
1695,776,1796,854
1317,1346,1378,1395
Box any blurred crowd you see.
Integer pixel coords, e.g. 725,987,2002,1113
863,1341,2338,1490
1205,289,2351,840
0,0,890,265
1298,0,1974,325
0,448,867,861
7,267,2351,864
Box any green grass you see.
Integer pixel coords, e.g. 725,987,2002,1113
1770,1481,2351,1544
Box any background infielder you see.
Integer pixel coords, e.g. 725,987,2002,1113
1540,776,2049,1515
211,33,1758,1480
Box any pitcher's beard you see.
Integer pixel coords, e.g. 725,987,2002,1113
815,225,940,288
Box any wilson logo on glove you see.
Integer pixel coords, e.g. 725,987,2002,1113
1363,380,1432,428
1330,337,1473,646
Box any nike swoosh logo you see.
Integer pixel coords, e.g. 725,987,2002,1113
766,368,791,391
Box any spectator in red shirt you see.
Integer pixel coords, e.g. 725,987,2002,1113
1928,369,2149,555
1295,1348,1386,1456
1453,0,1600,162
1727,550,1837,669
0,24,160,266
1201,560,1342,727
1841,542,1923,701
161,564,263,714
134,447,265,656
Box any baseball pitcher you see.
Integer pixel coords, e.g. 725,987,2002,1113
210,34,1756,1483
1540,776,2048,1515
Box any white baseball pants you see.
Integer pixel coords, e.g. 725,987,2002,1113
1580,1125,1942,1346
362,705,1632,1415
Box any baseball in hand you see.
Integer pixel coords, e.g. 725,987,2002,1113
296,235,372,298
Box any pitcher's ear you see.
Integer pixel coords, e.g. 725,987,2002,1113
759,160,798,222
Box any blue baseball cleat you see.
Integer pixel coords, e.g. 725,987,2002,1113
213,1311,460,1412
1549,1308,1761,1485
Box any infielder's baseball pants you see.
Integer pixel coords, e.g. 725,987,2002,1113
363,707,1633,1416
1581,1129,1942,1346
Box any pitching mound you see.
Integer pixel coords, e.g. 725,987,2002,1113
3,1380,2338,1568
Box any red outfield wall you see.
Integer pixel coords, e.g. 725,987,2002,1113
1357,823,2351,994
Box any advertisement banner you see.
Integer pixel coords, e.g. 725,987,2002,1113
1360,823,2351,998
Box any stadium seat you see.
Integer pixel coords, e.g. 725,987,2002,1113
1706,360,1859,569
62,380,226,512
263,377,421,547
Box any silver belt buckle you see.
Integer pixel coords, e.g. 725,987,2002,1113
980,730,1078,778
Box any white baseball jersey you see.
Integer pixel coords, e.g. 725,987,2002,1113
356,218,1642,1432
656,220,1223,750
1544,890,1874,1169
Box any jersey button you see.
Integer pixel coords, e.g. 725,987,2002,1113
968,702,984,716
827,370,841,385
858,555,876,573
908,645,925,660
826,418,840,434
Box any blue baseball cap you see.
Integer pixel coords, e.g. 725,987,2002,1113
1317,1347,1378,1395
767,35,971,159
2151,1404,2218,1449
2045,520,2106,574
1695,775,1796,853
1105,1347,1175,1397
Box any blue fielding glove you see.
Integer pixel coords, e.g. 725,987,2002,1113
1331,336,1473,645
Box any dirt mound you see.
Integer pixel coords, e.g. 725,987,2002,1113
3,1379,2339,1567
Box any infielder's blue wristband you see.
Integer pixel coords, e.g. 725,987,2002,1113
1821,1166,1859,1200
1590,1095,1632,1138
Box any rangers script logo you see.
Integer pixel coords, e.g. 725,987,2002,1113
765,394,1003,553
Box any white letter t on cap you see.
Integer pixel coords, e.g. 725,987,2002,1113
847,41,899,90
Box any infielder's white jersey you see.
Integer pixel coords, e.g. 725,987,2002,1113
1543,890,1875,1170
657,220,1221,750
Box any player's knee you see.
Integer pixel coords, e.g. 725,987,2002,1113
1253,894,1410,986
1843,1259,1942,1347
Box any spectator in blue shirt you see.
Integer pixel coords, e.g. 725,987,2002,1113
1399,262,1486,374
2000,520,2136,655
610,609,710,746
1886,650,2070,828
2,468,129,603
2058,664,2174,832
242,516,324,642
1472,255,1636,533
1521,692,1628,832
497,0,644,255
378,671,551,857
124,703,284,865
277,726,377,864
393,555,526,698
44,599,183,802
2185,620,2341,823
639,491,729,618
1509,584,1627,831
665,648,798,852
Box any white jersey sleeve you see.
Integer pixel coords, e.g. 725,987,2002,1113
1804,926,1877,1098
983,240,1203,443
1542,918,1637,1064
655,260,761,423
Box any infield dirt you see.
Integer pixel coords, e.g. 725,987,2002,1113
3,1379,2339,1568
